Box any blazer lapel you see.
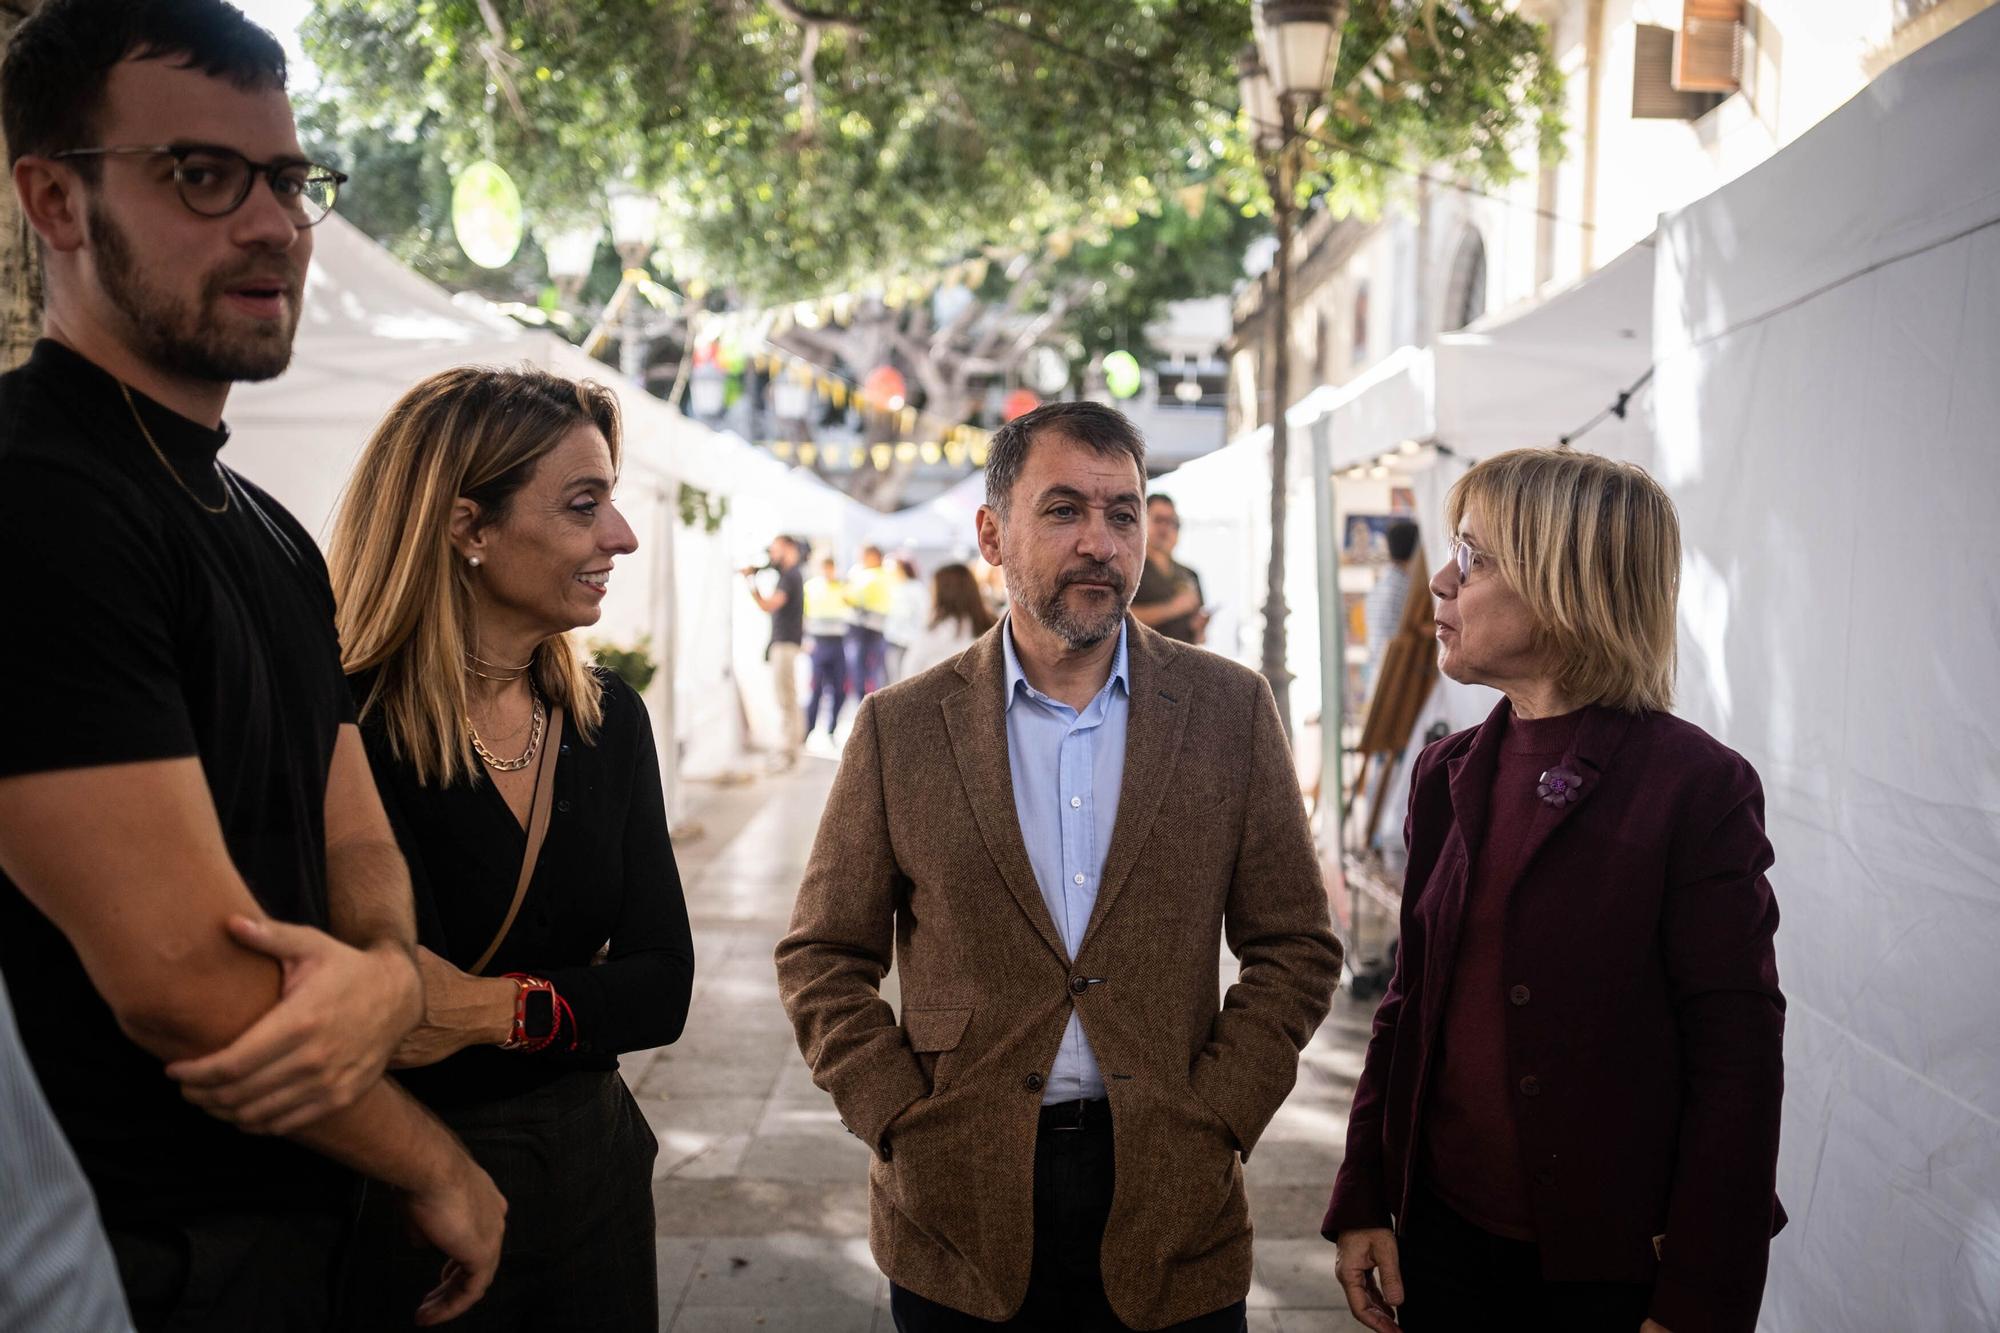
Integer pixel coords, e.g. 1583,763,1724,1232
1077,625,1190,958
939,630,1070,964
1504,703,1638,878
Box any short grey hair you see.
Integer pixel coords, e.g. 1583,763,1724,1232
984,401,1147,517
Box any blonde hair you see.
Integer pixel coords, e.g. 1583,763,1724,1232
1445,447,1679,713
329,365,622,786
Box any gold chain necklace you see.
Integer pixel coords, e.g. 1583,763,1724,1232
120,383,229,514
469,691,546,773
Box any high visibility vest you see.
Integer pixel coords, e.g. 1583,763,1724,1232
847,565,893,630
803,576,852,637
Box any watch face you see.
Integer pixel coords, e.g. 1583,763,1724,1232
522,988,556,1039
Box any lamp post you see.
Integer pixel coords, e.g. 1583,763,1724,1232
541,224,602,305
607,184,662,389
1243,1,1348,742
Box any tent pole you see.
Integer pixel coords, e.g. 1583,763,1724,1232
1311,413,1350,966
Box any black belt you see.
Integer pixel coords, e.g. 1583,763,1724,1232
1037,1098,1111,1133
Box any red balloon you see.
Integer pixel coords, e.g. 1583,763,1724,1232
1002,388,1041,422
863,365,907,408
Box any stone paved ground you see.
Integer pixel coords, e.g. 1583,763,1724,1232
621,755,1375,1331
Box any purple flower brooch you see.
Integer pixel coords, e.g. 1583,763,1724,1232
1537,766,1584,808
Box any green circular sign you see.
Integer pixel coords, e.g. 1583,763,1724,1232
452,161,524,269
1103,349,1143,399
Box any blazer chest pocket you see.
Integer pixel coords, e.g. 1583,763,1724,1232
903,1005,973,1092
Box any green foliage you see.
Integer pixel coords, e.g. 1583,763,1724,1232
677,483,729,534
301,1,1562,337
589,635,658,694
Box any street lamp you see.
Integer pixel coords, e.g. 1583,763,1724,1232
607,184,662,389
540,224,602,303
1242,0,1347,742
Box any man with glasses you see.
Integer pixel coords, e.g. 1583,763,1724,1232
1131,493,1209,644
0,2,502,1329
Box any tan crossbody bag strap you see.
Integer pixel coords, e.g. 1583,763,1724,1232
470,704,564,976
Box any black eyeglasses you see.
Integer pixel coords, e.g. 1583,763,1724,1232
51,144,346,226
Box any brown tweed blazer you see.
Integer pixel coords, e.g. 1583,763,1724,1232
775,618,1342,1328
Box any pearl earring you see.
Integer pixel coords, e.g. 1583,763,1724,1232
469,556,482,568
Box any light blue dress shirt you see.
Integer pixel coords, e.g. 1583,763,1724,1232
1002,616,1130,1105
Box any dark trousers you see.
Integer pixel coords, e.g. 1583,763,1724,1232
806,635,848,734
1396,1183,1653,1331
846,625,887,699
342,1069,658,1333
110,1205,351,1333
890,1102,1248,1333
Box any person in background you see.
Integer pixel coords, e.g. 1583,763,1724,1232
884,554,929,683
329,366,695,1331
0,976,134,1333
744,534,807,770
0,4,503,1327
1326,448,1785,1333
803,554,853,746
900,561,998,677
1131,493,1208,644
1362,520,1420,696
846,543,894,698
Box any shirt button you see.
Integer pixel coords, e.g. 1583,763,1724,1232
1073,873,1086,886
1509,985,1531,1006
1070,796,1082,809
1024,1073,1044,1092
556,799,572,813
1519,1075,1542,1097
1070,976,1089,995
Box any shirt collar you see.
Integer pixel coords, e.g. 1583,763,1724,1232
1003,613,1130,713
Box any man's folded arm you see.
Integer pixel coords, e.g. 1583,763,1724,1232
774,698,927,1154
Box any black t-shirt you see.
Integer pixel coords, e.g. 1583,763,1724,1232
0,341,355,1222
770,563,806,647
357,669,694,1110
1133,555,1205,643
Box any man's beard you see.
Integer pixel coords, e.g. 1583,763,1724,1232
1018,559,1131,651
89,200,300,385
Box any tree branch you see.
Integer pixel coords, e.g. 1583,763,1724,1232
473,0,532,129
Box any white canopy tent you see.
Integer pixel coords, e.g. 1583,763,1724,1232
225,216,875,793
1610,9,2000,1327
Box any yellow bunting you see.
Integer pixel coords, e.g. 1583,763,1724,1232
895,441,919,463
899,406,917,435
797,442,818,466
849,445,868,469
770,440,794,460
794,301,824,329
830,383,847,409
870,443,893,471
920,441,943,465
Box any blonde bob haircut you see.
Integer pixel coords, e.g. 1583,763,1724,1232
1445,447,1680,714
329,365,622,787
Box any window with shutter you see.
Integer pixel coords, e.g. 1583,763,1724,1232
1632,24,1726,121
1676,0,1744,94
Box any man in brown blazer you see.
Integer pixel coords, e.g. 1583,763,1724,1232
776,402,1342,1331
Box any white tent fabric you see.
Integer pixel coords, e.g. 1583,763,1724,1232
1604,10,2000,1328
223,215,875,788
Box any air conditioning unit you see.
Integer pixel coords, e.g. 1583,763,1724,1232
1676,0,1744,94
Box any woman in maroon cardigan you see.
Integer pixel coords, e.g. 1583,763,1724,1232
1325,448,1784,1333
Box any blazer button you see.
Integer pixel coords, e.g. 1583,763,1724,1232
1509,984,1531,1006
1024,1072,1044,1092
1519,1075,1542,1097
556,798,572,813
1535,1167,1556,1186
1069,976,1089,995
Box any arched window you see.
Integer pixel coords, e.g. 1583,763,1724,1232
1442,229,1488,333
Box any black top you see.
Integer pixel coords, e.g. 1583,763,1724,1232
356,669,695,1110
0,340,355,1222
770,563,806,647
1133,555,1205,643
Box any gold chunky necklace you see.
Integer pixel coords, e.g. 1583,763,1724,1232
469,690,546,772
121,383,229,514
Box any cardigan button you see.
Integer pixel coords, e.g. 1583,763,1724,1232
1070,976,1090,996
1509,984,1531,1006
1519,1075,1542,1097
1024,1072,1045,1092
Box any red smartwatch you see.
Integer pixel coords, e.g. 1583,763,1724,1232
499,974,557,1050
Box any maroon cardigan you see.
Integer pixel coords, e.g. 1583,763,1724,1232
1323,700,1785,1333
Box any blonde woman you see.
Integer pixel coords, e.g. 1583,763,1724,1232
330,367,693,1331
1325,449,1785,1333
